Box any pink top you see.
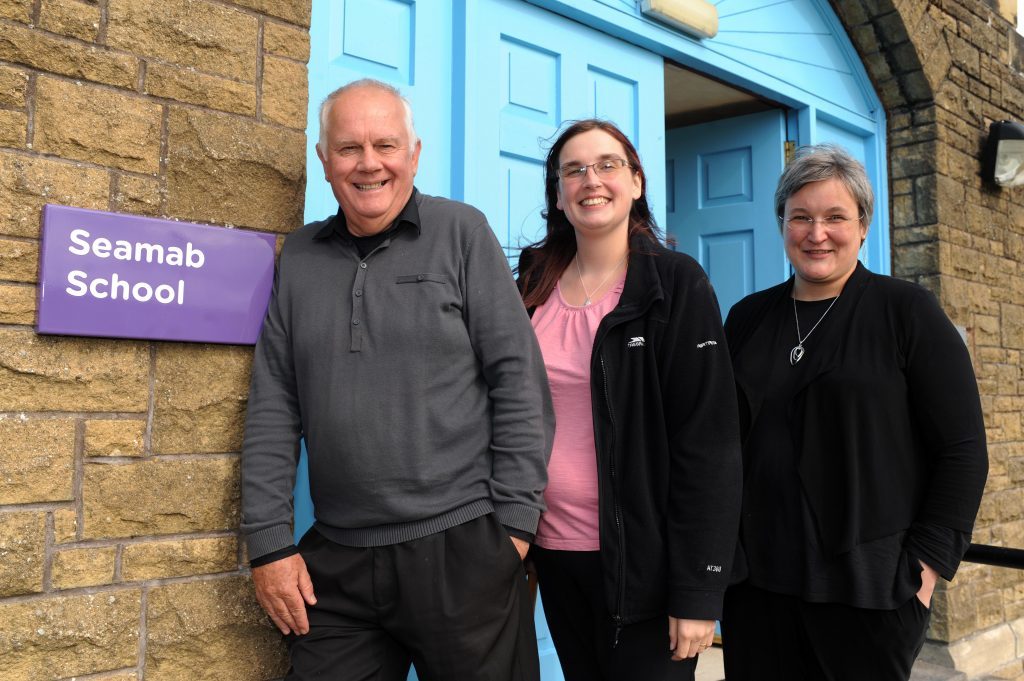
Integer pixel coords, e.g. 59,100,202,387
531,274,625,551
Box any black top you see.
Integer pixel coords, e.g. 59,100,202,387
518,235,743,623
726,264,987,610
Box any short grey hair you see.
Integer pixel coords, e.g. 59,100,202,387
774,144,874,231
317,78,418,150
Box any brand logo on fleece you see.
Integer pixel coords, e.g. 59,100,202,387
696,340,718,349
627,336,645,348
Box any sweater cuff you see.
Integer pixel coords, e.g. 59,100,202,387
250,545,299,568
503,525,535,544
493,503,541,535
668,588,725,621
245,523,296,563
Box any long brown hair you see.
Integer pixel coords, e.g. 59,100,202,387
517,119,661,308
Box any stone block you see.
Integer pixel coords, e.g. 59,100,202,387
121,536,237,580
145,576,287,680
939,275,998,318
152,344,251,454
0,64,28,107
909,659,966,680
0,511,45,597
86,419,146,457
262,56,307,129
1003,304,1024,351
0,590,140,681
894,241,938,277
51,545,117,589
0,0,31,22
0,22,138,89
891,141,936,178
35,76,162,175
936,174,966,225
82,457,239,539
979,589,1007,628
112,173,164,217
976,313,1001,346
0,330,149,412
944,582,981,641
107,0,258,82
920,623,1018,677
0,237,37,282
40,0,102,42
914,175,938,224
53,507,78,543
144,62,256,116
0,109,27,148
894,193,915,227
0,151,110,238
165,106,305,233
0,283,35,324
0,417,76,505
264,20,310,62
229,0,310,26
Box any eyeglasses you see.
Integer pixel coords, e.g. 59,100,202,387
557,158,631,181
780,214,865,232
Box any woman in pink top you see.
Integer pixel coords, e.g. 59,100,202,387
516,120,742,681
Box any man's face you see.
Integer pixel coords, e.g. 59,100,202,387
316,87,421,236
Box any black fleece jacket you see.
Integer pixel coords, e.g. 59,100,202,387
520,236,743,623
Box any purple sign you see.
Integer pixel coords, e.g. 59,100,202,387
38,204,277,344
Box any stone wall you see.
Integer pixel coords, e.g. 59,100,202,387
831,0,1024,678
0,1,309,679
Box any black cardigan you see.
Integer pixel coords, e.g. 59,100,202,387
520,236,743,623
725,263,988,584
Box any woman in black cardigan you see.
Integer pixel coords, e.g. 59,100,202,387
721,144,988,681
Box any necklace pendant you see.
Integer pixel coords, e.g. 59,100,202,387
583,298,591,306
790,344,805,366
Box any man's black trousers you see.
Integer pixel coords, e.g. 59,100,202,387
285,514,540,681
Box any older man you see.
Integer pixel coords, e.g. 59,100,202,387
241,79,553,680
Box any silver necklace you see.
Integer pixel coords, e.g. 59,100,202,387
575,253,626,306
790,295,840,365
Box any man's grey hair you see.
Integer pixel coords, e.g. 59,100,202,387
774,144,874,231
317,78,418,151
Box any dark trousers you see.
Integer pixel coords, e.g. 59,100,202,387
722,582,930,681
531,546,697,681
286,514,540,681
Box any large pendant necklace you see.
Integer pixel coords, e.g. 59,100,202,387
790,294,840,365
575,253,627,306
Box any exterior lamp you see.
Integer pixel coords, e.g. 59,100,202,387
982,120,1024,188
640,0,718,39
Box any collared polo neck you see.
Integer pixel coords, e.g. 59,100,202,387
314,189,422,257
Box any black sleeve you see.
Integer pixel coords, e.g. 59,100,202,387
903,286,988,578
662,261,744,620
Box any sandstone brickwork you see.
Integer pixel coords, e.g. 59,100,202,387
831,0,1024,677
0,0,307,677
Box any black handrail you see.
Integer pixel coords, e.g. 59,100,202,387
964,543,1024,569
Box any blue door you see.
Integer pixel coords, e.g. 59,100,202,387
665,111,788,317
460,0,665,263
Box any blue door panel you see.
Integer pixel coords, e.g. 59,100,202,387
666,110,787,317
462,0,665,263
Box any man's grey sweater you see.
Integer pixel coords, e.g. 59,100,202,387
241,191,554,561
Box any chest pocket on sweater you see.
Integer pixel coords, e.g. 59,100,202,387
396,273,447,285
392,272,463,323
